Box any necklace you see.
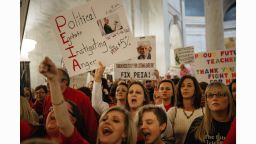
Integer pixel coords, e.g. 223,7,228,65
183,109,195,119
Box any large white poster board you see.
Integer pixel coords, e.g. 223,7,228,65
194,50,236,85
174,46,195,65
51,0,137,76
114,36,156,80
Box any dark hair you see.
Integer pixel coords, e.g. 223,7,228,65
175,75,202,109
58,68,70,86
109,83,118,98
102,78,109,91
158,80,176,106
228,79,236,103
101,78,111,103
171,77,180,85
109,82,128,103
35,85,48,93
20,79,25,96
89,70,96,77
66,100,89,141
78,87,92,99
137,105,167,133
118,82,128,89
228,79,236,92
125,81,150,111
199,81,208,92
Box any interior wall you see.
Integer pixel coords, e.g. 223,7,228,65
22,0,236,89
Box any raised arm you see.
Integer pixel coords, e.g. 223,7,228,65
91,61,109,115
39,57,74,137
154,69,161,88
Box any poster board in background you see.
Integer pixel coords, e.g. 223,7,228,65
224,37,236,49
20,0,30,46
174,46,195,65
194,49,236,85
69,73,88,89
114,36,156,80
51,0,137,77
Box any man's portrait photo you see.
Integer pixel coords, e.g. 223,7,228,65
97,14,123,36
137,41,151,60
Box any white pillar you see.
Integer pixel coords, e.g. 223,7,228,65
204,0,224,51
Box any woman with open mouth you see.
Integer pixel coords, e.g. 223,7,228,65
136,105,169,144
97,106,137,144
125,81,150,143
92,61,129,115
167,75,204,144
125,81,150,119
21,57,90,144
184,81,236,144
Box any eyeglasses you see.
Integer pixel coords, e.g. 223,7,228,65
206,92,227,99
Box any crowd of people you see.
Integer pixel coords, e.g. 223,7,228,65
20,57,236,144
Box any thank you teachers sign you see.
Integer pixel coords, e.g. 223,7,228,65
194,50,236,85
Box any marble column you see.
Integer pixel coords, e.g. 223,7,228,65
204,0,224,51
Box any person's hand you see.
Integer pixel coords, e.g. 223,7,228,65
39,57,58,81
95,61,105,82
154,69,160,79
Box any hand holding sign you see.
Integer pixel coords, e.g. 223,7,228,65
154,69,160,79
95,61,105,82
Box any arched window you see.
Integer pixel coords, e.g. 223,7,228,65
185,0,204,16
224,3,236,21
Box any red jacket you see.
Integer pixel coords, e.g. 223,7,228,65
20,120,89,144
224,117,236,144
43,87,98,143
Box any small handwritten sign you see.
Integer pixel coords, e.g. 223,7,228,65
51,0,137,76
114,36,156,80
174,46,195,65
194,50,236,85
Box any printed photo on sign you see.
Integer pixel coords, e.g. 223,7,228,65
97,14,123,36
137,41,152,60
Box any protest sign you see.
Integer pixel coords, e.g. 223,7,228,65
174,46,195,65
224,37,236,49
194,49,236,85
114,36,156,80
51,0,137,76
69,73,88,89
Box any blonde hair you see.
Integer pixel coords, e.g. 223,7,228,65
20,96,39,125
97,106,137,144
195,82,235,142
